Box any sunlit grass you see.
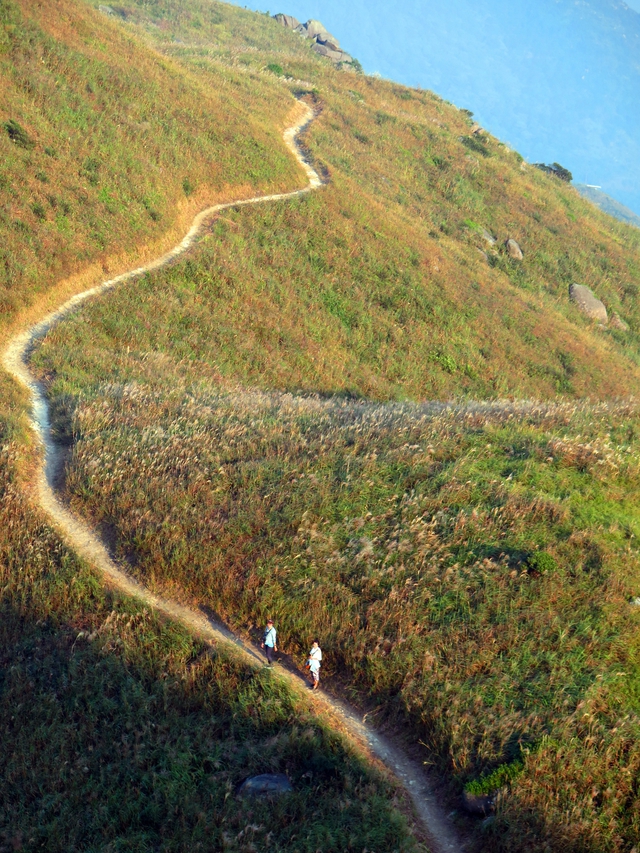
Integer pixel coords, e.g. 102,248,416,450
5,0,640,850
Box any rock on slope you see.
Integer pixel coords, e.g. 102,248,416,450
274,13,356,66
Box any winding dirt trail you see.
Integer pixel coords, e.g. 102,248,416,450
2,101,463,853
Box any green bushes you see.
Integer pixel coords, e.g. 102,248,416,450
3,118,34,149
526,551,559,575
460,134,491,157
465,760,525,796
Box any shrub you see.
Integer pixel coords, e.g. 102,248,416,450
460,135,491,157
266,62,283,76
182,177,195,196
31,202,46,220
465,760,524,796
526,551,558,575
4,119,34,150
533,162,573,183
82,157,101,187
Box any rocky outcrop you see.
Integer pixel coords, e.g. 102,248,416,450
312,43,348,61
274,13,300,29
569,283,608,323
505,238,524,260
304,19,330,39
318,35,341,52
274,14,355,66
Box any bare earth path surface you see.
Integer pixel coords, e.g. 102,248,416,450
3,100,463,853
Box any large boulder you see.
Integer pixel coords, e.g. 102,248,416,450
305,19,330,39
237,774,293,798
273,13,300,29
312,43,350,62
569,284,608,323
481,228,497,246
505,238,524,260
317,34,341,51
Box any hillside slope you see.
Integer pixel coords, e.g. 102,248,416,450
4,1,640,852
255,0,640,215
576,183,640,229
0,3,427,852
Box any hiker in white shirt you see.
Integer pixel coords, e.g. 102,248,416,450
306,640,322,690
261,619,278,665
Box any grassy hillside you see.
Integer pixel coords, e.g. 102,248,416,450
576,183,640,230
0,453,419,852
35,0,640,401
0,2,425,851
33,371,640,850
0,0,303,317
5,0,640,851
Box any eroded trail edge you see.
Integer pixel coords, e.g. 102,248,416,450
3,101,461,853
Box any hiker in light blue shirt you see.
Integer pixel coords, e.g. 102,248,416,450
261,619,278,665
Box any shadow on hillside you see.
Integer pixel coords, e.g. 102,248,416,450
0,595,412,852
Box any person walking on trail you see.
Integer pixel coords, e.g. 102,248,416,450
261,619,278,665
306,640,322,690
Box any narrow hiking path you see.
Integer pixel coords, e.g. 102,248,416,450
3,100,463,853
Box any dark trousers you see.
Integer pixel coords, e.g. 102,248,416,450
265,645,275,664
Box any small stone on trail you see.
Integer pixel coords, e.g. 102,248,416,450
505,238,524,260
237,774,293,797
569,283,608,323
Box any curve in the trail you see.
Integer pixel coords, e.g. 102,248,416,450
3,100,462,853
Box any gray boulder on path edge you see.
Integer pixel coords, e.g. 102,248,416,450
237,774,293,797
569,283,608,323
